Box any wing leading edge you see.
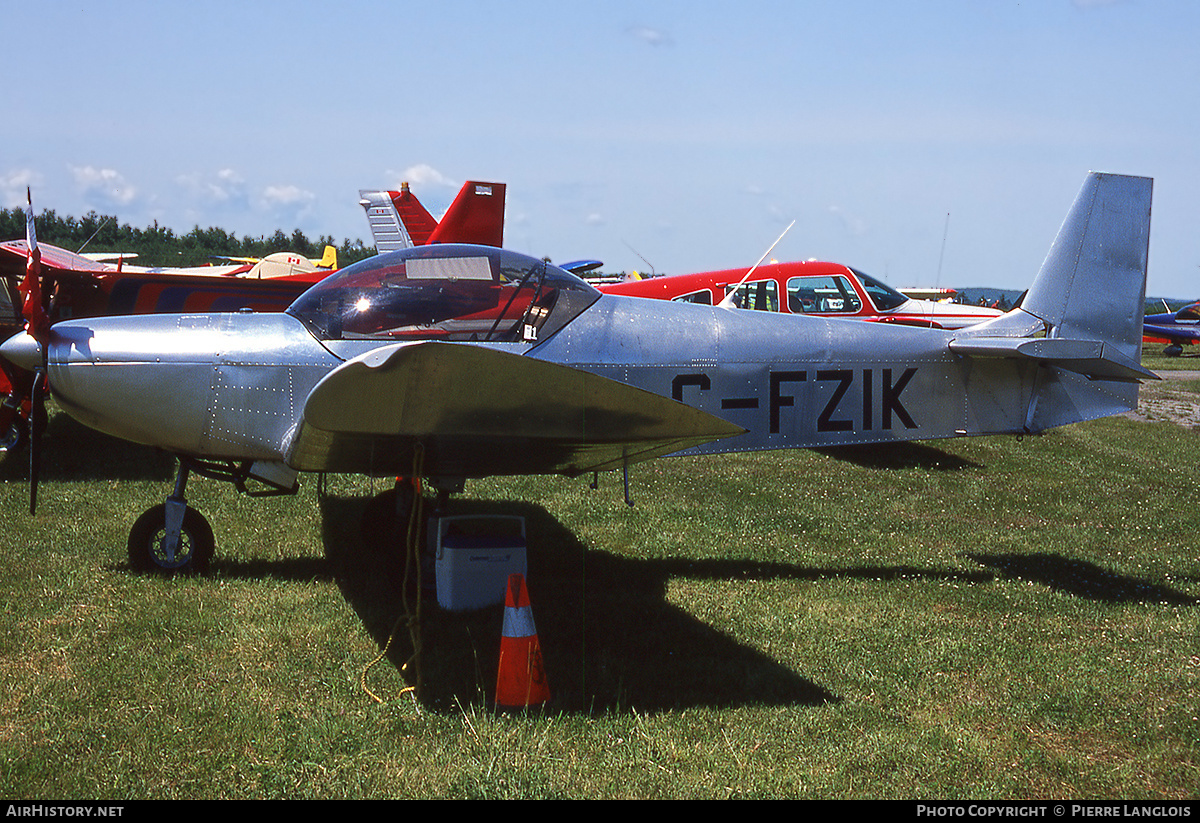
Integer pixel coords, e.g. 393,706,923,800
286,341,746,478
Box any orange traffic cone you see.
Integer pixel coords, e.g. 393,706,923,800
495,573,551,710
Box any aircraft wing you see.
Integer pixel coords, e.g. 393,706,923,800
0,240,110,277
1143,321,1200,345
287,341,746,478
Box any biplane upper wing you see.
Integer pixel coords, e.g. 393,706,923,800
0,239,109,277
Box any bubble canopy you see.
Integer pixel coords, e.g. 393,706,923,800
287,244,601,344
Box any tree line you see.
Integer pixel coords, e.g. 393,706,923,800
0,207,376,268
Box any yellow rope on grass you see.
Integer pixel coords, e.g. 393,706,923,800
361,444,425,705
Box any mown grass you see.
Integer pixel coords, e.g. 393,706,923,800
0,391,1197,799
1143,348,1200,372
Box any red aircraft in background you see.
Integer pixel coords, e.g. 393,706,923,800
363,182,1001,330
0,179,509,452
599,260,1004,329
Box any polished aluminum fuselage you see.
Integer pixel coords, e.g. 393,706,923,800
2,173,1150,481
45,312,340,460
26,291,1129,480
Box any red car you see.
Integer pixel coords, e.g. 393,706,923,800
600,260,1003,329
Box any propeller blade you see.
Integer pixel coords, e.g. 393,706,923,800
28,369,45,515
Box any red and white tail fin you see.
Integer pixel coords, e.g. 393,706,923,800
359,183,437,252
428,181,506,247
359,180,506,252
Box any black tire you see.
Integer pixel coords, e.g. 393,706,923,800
127,503,215,575
1164,344,1183,358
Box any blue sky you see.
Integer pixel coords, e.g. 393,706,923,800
4,0,1198,297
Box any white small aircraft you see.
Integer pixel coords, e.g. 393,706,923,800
0,172,1156,574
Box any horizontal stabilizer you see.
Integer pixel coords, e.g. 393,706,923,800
288,341,745,477
949,337,1159,382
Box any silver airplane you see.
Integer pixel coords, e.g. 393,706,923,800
0,172,1156,574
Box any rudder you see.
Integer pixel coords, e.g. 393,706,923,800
1020,172,1152,363
428,181,506,247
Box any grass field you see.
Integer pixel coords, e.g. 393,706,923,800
0,359,1197,799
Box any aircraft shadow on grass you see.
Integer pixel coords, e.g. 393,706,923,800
317,493,840,714
29,421,1187,709
812,440,982,471
966,552,1198,606
98,486,1196,713
314,489,1191,713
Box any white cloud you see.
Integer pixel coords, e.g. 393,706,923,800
176,168,249,210
1,169,41,208
70,165,138,210
262,184,314,207
260,183,317,226
386,164,457,190
627,26,673,47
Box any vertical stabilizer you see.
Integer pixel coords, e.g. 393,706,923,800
428,181,506,247
389,183,440,246
949,172,1155,432
359,181,506,252
1020,172,1152,363
359,185,439,252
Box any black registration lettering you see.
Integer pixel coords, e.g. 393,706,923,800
672,367,918,435
770,371,807,433
816,370,854,432
672,373,710,402
862,368,873,430
882,368,917,430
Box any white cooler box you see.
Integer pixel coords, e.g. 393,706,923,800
434,515,527,611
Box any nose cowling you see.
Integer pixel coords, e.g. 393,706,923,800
35,312,341,462
41,317,220,454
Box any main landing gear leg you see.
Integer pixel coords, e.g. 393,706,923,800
128,461,214,575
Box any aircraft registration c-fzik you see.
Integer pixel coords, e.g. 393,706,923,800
0,172,1157,574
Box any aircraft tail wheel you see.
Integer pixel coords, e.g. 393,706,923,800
1164,344,1183,357
128,503,215,575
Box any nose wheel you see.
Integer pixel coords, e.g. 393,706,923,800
128,503,214,574
127,462,214,575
